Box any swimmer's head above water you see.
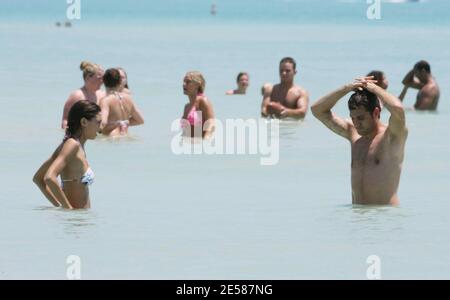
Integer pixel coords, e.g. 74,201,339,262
413,60,431,83
279,57,297,84
65,100,102,142
183,71,206,96
237,72,249,89
103,68,122,91
348,89,381,137
80,61,104,89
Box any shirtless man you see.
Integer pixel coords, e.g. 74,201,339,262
311,77,408,205
261,57,309,119
399,60,440,111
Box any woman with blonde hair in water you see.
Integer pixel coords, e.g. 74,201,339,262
33,101,101,209
99,68,144,136
181,71,215,139
61,61,105,129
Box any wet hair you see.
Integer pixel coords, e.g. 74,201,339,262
117,67,129,89
236,72,249,83
279,57,297,70
80,61,101,81
367,70,384,85
103,68,121,89
414,60,431,74
348,89,380,114
64,100,101,142
186,71,206,94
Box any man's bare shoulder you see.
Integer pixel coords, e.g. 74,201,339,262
422,82,440,97
293,85,308,96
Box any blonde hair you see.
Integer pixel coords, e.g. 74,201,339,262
79,61,102,80
186,71,206,94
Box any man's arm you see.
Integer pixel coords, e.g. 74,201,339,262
402,69,423,90
260,83,273,117
311,84,356,140
281,89,309,119
365,82,407,137
398,85,409,102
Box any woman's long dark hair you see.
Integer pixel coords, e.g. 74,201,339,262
64,100,101,142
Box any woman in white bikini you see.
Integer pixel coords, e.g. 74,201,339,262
99,68,144,137
33,101,101,209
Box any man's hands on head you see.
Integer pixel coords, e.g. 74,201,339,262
343,76,379,94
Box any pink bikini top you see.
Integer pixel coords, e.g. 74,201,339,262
182,95,204,128
187,106,202,126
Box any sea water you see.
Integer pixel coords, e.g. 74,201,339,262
0,0,449,279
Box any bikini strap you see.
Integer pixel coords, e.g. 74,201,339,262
114,92,130,119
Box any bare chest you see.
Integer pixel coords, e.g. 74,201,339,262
351,135,388,169
271,88,300,108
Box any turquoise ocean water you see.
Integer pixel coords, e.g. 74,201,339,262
0,0,449,279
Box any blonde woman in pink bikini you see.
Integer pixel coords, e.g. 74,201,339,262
181,71,215,139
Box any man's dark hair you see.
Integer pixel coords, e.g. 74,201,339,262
367,70,384,84
414,60,431,74
348,89,380,114
279,57,296,70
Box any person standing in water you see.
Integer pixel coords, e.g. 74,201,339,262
181,71,215,139
61,61,105,129
33,101,101,209
399,60,440,111
311,76,408,205
226,72,249,95
261,57,309,119
99,68,144,137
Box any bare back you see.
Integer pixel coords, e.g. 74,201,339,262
101,92,134,135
